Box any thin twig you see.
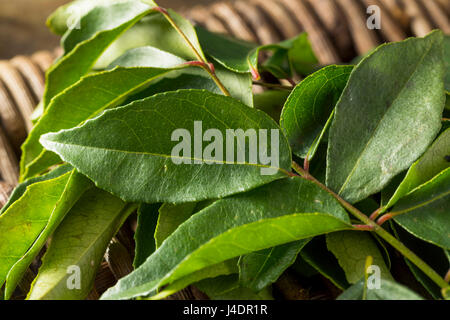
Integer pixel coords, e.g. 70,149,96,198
252,81,293,90
155,7,231,97
291,160,449,290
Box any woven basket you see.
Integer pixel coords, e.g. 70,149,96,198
1,0,448,299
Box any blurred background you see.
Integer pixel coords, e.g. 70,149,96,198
0,0,220,59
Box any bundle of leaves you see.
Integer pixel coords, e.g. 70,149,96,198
1,0,449,300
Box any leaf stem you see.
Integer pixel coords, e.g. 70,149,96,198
353,225,375,231
303,157,310,173
252,81,293,90
203,65,232,97
154,7,231,97
369,207,382,220
376,213,394,225
154,7,204,63
291,161,449,291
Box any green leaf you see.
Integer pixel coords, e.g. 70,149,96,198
338,279,423,300
238,239,309,292
134,203,160,268
100,177,351,299
195,26,257,74
140,8,206,61
41,90,292,203
444,35,450,92
326,31,445,203
0,170,92,299
287,33,319,76
155,202,197,249
195,275,273,300
111,45,252,107
197,28,317,79
122,66,253,107
384,128,450,210
253,90,290,122
0,164,72,216
214,65,253,107
280,65,353,159
326,231,392,284
42,1,154,110
392,167,450,249
392,222,449,299
49,1,206,69
27,189,134,300
251,34,318,79
150,259,239,300
299,236,349,290
46,0,133,36
20,46,187,180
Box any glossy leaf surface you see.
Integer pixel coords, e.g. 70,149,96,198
326,31,445,203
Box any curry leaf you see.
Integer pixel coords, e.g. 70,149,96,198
120,65,253,107
21,47,188,180
326,231,392,284
150,259,239,300
42,1,155,110
197,27,317,79
136,8,206,61
155,202,197,249
299,237,349,290
280,65,353,159
100,177,351,300
40,90,291,203
250,34,319,79
253,90,290,122
0,170,92,299
195,275,273,300
196,26,257,74
326,30,445,203
27,189,134,300
392,167,450,249
392,222,449,299
0,164,72,216
46,0,133,36
134,203,160,268
444,34,450,92
238,239,310,292
214,65,253,107
383,128,450,210
338,279,423,300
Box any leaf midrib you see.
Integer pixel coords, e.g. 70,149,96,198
44,139,289,173
391,189,450,217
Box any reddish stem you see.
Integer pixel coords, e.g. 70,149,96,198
286,78,296,87
251,67,261,80
369,208,382,220
303,157,310,173
153,6,169,15
377,213,394,226
353,225,375,231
